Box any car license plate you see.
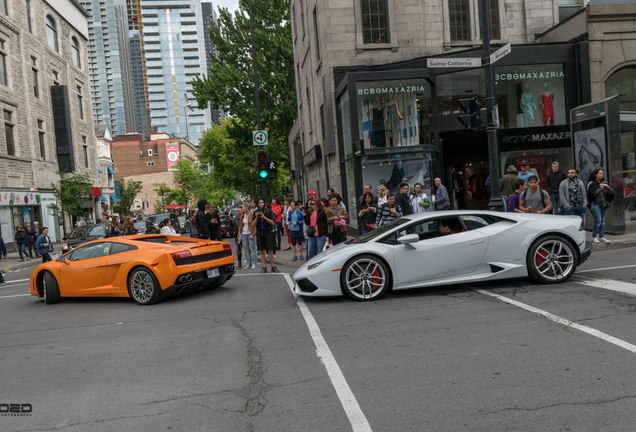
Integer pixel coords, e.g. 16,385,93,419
207,268,220,278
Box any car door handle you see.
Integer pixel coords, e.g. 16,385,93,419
469,240,485,246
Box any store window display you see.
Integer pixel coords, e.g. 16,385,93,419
356,79,432,149
500,149,573,191
495,64,566,129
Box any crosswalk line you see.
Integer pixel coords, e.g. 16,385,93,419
574,277,636,297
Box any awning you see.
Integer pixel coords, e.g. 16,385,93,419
98,167,103,174
101,196,107,202
108,167,116,175
80,199,95,209
110,194,118,203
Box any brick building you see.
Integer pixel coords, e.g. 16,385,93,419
0,0,101,249
111,132,198,213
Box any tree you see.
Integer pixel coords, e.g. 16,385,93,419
152,183,182,213
113,179,143,216
49,172,93,222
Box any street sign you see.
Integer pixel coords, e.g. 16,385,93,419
490,43,511,65
269,161,276,170
426,58,482,68
253,130,268,146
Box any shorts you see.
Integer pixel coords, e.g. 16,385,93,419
256,231,275,252
291,235,304,246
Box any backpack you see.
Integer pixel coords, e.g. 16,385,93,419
520,186,548,211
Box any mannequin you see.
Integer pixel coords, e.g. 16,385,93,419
520,82,536,127
540,82,554,126
384,94,404,147
370,96,386,148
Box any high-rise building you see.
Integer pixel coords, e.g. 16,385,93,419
126,0,152,137
82,0,135,136
141,0,211,147
201,2,226,126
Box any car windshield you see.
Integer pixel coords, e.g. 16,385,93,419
150,214,170,223
347,218,410,244
132,236,198,244
68,226,103,239
178,217,186,224
133,222,146,229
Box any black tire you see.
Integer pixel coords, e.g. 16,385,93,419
527,235,577,284
43,271,61,305
340,254,391,301
127,267,163,305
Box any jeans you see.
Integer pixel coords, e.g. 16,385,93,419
275,222,283,249
564,206,586,228
590,205,607,238
361,229,368,235
241,234,256,266
550,193,562,215
307,235,326,260
17,243,26,260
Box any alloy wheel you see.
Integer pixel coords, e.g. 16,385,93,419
344,258,387,300
533,239,574,281
130,270,155,303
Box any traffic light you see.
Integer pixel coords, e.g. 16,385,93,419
267,160,277,179
257,151,268,179
457,97,482,130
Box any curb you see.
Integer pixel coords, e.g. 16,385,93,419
588,237,636,252
2,259,41,274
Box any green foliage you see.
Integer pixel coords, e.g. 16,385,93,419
191,0,295,199
152,183,182,213
113,179,143,216
49,172,93,218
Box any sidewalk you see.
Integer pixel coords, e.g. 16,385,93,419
586,223,636,251
1,241,64,273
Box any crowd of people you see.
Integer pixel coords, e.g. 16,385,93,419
501,160,615,244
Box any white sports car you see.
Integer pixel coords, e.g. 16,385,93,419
293,211,592,301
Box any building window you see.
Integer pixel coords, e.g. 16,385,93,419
37,120,45,159
82,136,88,168
320,105,325,142
77,85,84,119
605,66,636,112
0,0,6,15
25,0,32,32
559,0,580,22
300,1,305,36
52,70,60,85
361,0,389,44
46,15,58,52
0,39,6,86
4,110,14,156
449,0,470,42
313,6,320,61
31,56,38,98
71,37,81,68
481,0,500,40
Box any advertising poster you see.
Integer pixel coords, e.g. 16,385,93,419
165,142,180,171
23,207,31,225
573,126,607,185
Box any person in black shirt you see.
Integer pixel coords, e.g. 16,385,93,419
206,203,221,241
251,197,278,273
196,199,210,239
395,183,413,216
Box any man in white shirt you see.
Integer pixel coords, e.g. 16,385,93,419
410,183,429,214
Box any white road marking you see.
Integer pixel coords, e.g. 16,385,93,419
0,294,31,299
579,264,636,273
2,279,29,284
282,273,373,432
475,289,636,354
574,277,636,297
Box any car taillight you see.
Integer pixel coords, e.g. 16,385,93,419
223,244,231,251
171,250,192,260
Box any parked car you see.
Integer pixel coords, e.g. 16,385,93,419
178,216,190,235
62,224,110,253
134,220,156,234
219,215,238,238
147,213,181,233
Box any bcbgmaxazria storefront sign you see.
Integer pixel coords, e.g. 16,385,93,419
495,70,565,81
502,131,571,144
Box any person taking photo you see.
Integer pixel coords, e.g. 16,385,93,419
251,197,279,273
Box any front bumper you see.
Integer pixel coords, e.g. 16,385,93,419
162,263,235,297
579,241,592,265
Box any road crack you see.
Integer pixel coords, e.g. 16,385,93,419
482,395,636,414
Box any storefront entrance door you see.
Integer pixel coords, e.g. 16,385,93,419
448,161,491,210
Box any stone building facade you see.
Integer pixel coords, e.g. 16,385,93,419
288,0,579,202
111,132,198,212
95,124,116,217
0,0,100,248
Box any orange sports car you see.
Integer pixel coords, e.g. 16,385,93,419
29,235,235,305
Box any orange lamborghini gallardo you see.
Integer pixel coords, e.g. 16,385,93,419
29,235,235,305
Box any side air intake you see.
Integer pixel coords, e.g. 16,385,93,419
489,264,505,273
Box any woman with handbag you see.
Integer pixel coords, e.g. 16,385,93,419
358,192,377,235
305,199,328,260
587,168,614,244
326,193,349,246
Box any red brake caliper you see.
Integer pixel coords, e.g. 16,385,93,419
371,268,381,292
536,249,546,267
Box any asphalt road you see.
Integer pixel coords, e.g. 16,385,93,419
1,247,636,432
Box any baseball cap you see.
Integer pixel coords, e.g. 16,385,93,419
520,160,529,166
308,190,317,195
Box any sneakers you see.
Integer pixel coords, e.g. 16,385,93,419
243,265,250,270
299,255,304,260
251,264,256,270
0,282,5,287
292,256,297,262
271,266,280,273
260,267,267,274
600,237,611,243
593,237,600,244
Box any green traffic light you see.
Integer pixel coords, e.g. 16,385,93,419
259,170,268,178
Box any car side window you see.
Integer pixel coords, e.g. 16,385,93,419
68,242,112,262
109,243,138,255
461,216,490,231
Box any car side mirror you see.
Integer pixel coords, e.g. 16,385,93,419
397,234,419,245
58,256,70,264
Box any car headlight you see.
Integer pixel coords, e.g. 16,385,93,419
308,259,327,270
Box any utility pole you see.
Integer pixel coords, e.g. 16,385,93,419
480,0,504,211
248,0,267,202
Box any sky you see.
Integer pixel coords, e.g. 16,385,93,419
212,0,240,15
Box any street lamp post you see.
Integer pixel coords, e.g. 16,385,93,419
160,186,165,210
